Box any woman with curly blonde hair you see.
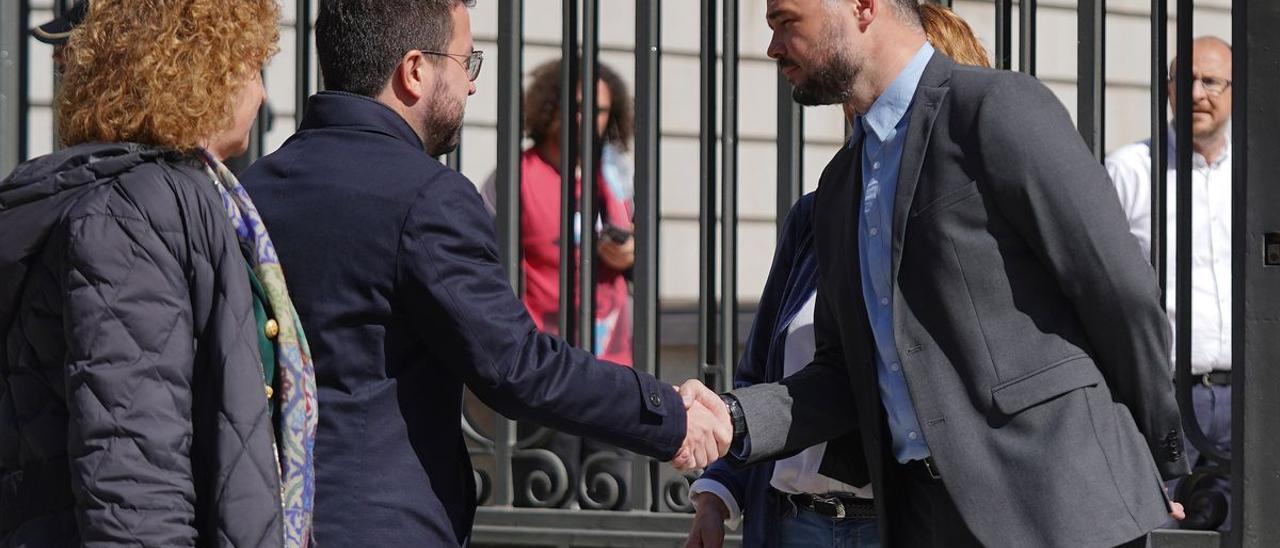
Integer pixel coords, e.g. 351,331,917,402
0,1,317,546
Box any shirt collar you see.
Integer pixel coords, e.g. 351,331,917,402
852,43,935,144
1164,124,1232,170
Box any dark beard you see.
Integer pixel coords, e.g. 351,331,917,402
791,60,856,106
790,18,858,106
424,81,465,157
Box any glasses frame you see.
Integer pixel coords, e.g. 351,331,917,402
1168,75,1233,96
420,49,485,81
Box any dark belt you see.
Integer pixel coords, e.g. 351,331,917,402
778,490,876,520
902,456,942,482
1192,371,1231,387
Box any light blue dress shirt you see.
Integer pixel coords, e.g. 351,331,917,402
852,42,934,463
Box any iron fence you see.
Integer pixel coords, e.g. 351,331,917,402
2,0,1278,546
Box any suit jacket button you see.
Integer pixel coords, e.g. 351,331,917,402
649,392,662,407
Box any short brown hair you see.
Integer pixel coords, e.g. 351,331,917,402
920,3,991,68
317,0,476,98
57,0,280,151
524,59,634,151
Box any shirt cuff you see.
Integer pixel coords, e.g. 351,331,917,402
689,478,744,530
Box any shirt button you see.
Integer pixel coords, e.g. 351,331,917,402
890,362,900,372
908,431,919,440
873,161,881,170
880,297,889,306
264,319,280,339
869,227,879,236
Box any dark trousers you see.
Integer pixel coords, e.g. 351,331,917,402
888,461,1152,548
887,462,983,548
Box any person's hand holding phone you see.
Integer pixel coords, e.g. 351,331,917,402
598,224,634,271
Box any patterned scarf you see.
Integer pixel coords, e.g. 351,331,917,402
200,150,318,548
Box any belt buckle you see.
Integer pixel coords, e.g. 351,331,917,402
1201,373,1213,388
812,495,846,519
923,457,942,480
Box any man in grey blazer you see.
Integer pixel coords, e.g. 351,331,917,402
680,0,1191,546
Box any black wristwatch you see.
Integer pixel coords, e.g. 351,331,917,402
720,393,748,440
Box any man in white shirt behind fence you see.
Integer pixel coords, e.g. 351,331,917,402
1104,34,1233,534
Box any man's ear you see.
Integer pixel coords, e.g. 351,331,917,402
392,50,431,103
853,0,879,29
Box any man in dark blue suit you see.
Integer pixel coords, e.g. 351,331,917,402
240,1,727,546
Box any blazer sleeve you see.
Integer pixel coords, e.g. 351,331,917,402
62,212,199,547
975,73,1189,480
398,170,686,461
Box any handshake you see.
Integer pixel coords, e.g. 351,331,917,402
670,380,734,471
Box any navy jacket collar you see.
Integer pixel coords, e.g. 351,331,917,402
300,91,425,151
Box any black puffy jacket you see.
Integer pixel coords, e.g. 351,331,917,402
0,143,282,547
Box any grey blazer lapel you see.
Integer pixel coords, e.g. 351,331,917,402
890,85,949,281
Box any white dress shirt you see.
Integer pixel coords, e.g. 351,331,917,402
690,292,873,527
1105,137,1232,375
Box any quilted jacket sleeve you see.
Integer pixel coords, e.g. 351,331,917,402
62,211,198,546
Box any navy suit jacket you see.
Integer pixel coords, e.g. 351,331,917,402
241,91,685,547
699,194,867,547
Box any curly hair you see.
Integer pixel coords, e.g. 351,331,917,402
524,59,633,151
57,0,280,151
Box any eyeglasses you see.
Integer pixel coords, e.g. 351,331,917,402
1169,75,1232,96
419,50,484,81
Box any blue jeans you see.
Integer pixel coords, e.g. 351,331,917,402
769,496,880,548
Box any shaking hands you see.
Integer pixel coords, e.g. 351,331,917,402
670,379,733,471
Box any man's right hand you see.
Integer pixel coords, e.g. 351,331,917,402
671,380,732,471
685,491,729,548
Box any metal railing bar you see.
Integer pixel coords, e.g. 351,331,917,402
776,73,803,236
698,0,718,382
559,0,580,346
996,0,1013,70
632,0,662,512
1077,0,1105,160
491,0,524,508
296,0,312,128
1150,0,1168,294
720,0,739,392
578,0,599,355
1020,0,1037,75
1231,4,1280,542
446,144,461,172
49,0,64,150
